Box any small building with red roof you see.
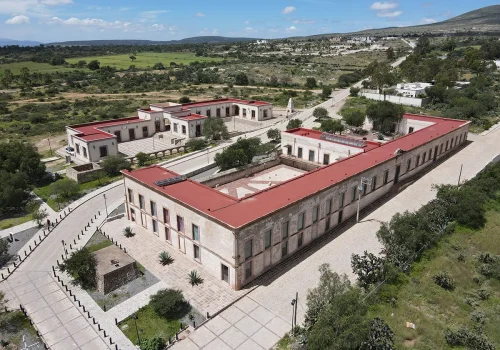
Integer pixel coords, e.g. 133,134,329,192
66,98,273,163
121,113,470,290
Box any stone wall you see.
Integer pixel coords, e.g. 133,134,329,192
97,262,140,294
66,163,105,184
279,156,322,172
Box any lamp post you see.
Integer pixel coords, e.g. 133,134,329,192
47,136,53,156
103,194,108,217
356,177,372,223
133,314,141,345
290,299,296,333
290,292,298,334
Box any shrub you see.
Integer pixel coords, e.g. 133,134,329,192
433,272,455,291
0,238,11,268
140,337,165,350
123,226,135,237
188,270,203,286
267,128,281,142
178,96,191,103
59,248,97,290
159,251,174,266
286,118,302,130
445,327,495,350
185,139,207,151
135,152,149,167
50,178,79,201
150,289,190,320
477,288,490,300
350,87,360,97
360,317,395,350
101,155,130,176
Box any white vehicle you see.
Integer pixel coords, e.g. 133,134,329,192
65,146,75,156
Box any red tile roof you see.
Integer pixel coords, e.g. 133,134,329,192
178,113,207,121
68,117,141,142
123,114,469,229
285,128,380,150
181,98,270,110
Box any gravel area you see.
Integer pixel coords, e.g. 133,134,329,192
7,227,39,256
88,269,160,311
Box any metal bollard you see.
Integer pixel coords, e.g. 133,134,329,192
73,295,76,301
74,239,76,245
29,245,32,251
207,312,210,319
39,234,41,240
109,338,113,345
93,317,96,324
83,305,86,312
124,248,127,253
78,235,80,240
7,267,10,274
98,211,100,215
98,324,101,331
115,318,118,325
1,273,4,279
78,301,81,307
87,311,90,318
13,262,16,267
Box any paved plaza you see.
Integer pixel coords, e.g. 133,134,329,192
217,164,307,198
118,132,185,157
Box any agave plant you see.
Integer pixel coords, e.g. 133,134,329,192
188,270,204,286
123,226,135,237
159,251,174,266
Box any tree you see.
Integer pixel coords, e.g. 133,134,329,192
313,107,329,120
0,238,11,268
1,69,13,88
371,63,397,92
135,152,149,167
366,101,404,134
307,288,370,350
203,116,229,141
386,47,395,61
321,86,333,99
351,251,386,290
185,138,207,151
150,289,191,320
140,337,166,350
101,155,131,176
350,87,360,97
178,96,191,103
87,60,100,71
414,36,431,56
320,119,344,134
76,60,87,68
286,119,302,130
50,178,79,201
0,171,31,213
342,108,365,127
214,138,262,170
26,200,48,228
129,55,136,62
304,264,351,329
234,72,249,85
305,77,317,89
20,67,30,85
152,62,165,70
0,141,46,183
360,318,395,350
267,128,281,142
59,248,97,289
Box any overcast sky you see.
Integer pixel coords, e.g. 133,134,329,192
0,0,498,42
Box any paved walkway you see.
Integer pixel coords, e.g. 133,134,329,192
101,218,248,317
172,127,500,349
0,271,109,350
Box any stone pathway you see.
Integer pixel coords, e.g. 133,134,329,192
173,296,290,350
101,218,248,317
0,271,110,350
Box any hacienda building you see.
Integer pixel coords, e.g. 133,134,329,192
66,98,273,164
121,114,470,290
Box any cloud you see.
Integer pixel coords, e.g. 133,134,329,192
150,24,165,31
420,18,436,24
119,7,132,11
49,16,130,29
39,0,73,5
377,10,402,17
199,28,219,35
282,6,296,14
244,20,250,24
293,19,316,24
285,25,298,32
244,27,258,33
195,12,205,17
140,10,169,20
370,2,398,10
5,15,30,24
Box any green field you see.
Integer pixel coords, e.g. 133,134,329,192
0,61,76,75
66,52,223,70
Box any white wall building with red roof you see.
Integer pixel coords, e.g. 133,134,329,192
66,98,273,163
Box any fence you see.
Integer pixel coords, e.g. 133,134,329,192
360,92,428,107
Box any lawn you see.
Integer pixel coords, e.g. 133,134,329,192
66,52,223,70
367,209,500,349
119,304,181,345
0,61,76,75
86,239,113,253
0,213,32,230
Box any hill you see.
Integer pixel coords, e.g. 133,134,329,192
48,36,259,46
0,38,42,47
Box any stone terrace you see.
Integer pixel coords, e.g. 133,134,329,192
101,218,249,316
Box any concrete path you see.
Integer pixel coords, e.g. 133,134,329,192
172,127,500,349
0,271,110,350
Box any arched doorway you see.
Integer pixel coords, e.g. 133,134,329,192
233,105,240,117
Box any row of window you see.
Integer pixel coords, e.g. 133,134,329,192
242,131,466,280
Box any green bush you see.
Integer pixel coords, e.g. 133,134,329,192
159,251,174,266
101,155,131,176
135,152,149,167
185,139,207,151
188,270,203,286
433,272,455,291
139,337,165,350
59,248,97,290
150,289,190,320
123,226,135,238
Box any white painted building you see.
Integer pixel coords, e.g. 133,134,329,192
396,82,433,98
66,98,273,163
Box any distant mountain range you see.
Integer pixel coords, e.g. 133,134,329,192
311,5,500,37
0,38,42,47
47,36,260,46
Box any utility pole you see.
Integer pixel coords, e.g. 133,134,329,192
457,164,463,186
47,136,53,156
356,177,372,223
